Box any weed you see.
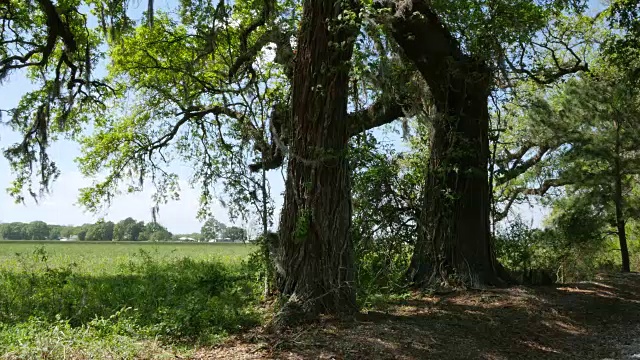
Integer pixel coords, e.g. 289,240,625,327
0,244,261,358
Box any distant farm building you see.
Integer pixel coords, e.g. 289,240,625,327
178,236,197,242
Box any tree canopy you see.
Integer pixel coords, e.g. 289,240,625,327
2,0,640,322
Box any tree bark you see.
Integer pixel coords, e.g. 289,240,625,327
407,76,506,287
275,0,359,323
378,0,507,287
614,203,631,273
614,121,631,273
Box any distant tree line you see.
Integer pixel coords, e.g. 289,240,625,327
0,218,172,241
0,216,249,243
199,218,248,243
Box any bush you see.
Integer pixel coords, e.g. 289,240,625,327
495,216,620,284
354,232,413,307
0,247,262,352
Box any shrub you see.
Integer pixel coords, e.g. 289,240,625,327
0,246,262,351
495,216,620,283
354,233,412,307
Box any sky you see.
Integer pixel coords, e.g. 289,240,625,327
0,0,557,234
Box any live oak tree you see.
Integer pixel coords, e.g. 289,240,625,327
374,0,590,287
222,226,247,243
2,0,412,319
23,221,50,240
1,0,125,202
262,0,418,319
0,0,607,319
138,222,173,242
85,220,115,241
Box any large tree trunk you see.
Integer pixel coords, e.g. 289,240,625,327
275,0,359,323
378,0,507,287
407,78,505,287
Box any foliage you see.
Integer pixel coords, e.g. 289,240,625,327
201,217,227,242
547,193,612,246
113,217,145,241
0,245,261,351
85,220,115,241
495,216,617,283
222,226,248,243
1,0,638,325
0,221,52,240
138,222,173,242
244,231,278,298
494,64,640,269
605,0,640,82
350,128,426,301
0,218,175,241
351,133,423,248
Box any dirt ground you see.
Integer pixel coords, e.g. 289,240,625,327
194,273,640,359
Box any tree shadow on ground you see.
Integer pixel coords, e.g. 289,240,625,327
197,273,640,359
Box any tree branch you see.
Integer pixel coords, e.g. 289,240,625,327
347,98,406,136
1,0,77,77
147,105,248,153
227,0,284,79
248,93,408,172
374,0,495,109
496,145,552,186
495,178,571,221
504,27,589,85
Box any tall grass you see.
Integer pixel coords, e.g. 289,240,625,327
0,244,261,358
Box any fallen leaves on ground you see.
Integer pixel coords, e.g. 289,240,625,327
194,273,640,360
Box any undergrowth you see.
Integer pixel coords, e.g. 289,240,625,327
0,247,262,358
495,217,640,283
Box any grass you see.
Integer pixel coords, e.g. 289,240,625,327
0,241,254,274
0,241,261,359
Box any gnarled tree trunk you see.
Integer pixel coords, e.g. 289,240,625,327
378,0,508,287
275,0,359,322
408,75,504,287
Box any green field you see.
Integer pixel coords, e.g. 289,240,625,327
0,241,261,358
0,240,254,273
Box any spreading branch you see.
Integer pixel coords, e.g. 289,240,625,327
495,178,572,221
146,105,248,154
248,95,408,172
347,98,406,136
504,26,589,85
374,0,482,101
496,145,552,186
227,0,279,79
1,0,77,77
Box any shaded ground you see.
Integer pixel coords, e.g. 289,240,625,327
195,273,640,359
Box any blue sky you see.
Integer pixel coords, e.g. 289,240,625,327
0,0,415,234
0,75,406,233
0,0,582,233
